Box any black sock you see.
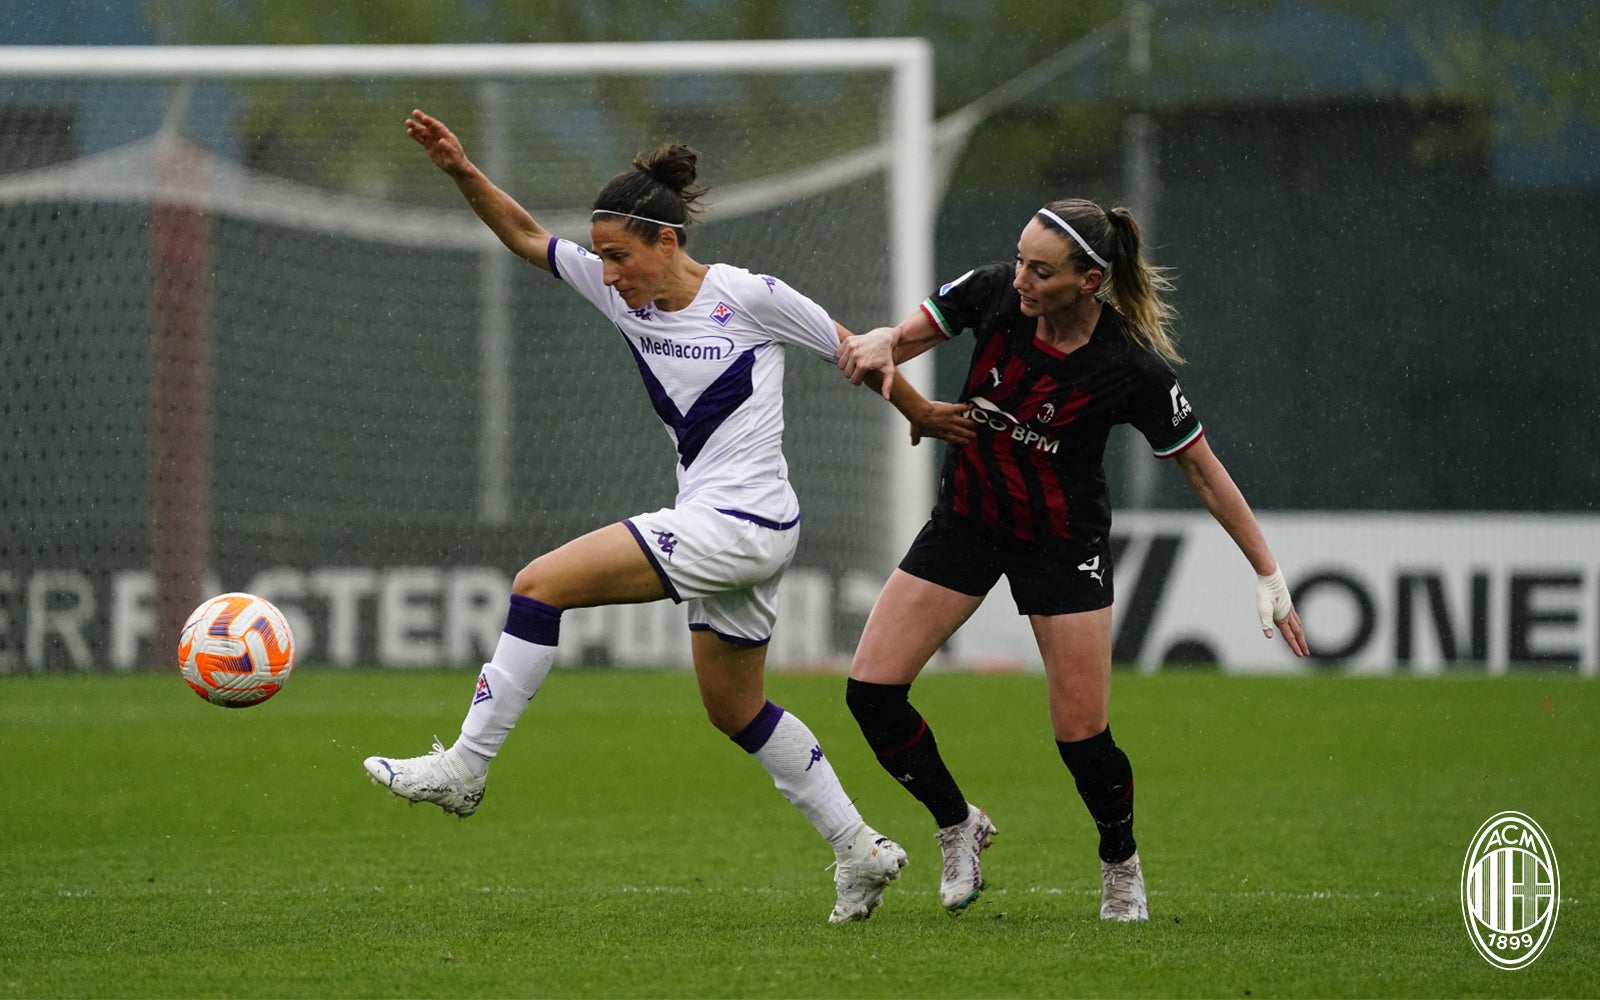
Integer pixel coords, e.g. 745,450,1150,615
1057,726,1136,863
846,677,969,828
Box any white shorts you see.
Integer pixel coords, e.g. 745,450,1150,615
624,503,801,646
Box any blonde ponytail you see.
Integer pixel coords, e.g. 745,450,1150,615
1037,199,1182,365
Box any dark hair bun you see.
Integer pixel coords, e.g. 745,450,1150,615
637,144,700,196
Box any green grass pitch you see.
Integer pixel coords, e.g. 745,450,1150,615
2,667,1594,998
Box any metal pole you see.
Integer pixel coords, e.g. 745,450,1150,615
477,81,513,527
887,41,937,565
1122,1,1160,510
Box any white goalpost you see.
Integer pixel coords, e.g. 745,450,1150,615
0,41,935,670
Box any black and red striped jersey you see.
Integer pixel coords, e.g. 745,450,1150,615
921,261,1204,543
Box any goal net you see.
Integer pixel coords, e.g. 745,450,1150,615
0,42,935,672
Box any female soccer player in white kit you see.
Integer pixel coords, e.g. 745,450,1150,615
364,110,969,923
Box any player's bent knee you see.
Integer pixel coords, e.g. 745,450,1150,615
511,559,556,601
703,705,744,738
845,676,908,726
703,696,765,738
1053,715,1111,744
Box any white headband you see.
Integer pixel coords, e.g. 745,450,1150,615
591,209,684,229
1036,208,1109,269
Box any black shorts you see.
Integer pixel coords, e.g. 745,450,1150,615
898,508,1114,616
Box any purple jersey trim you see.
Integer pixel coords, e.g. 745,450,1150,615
730,699,785,753
623,337,759,469
547,237,563,280
689,621,772,647
715,507,802,531
623,518,682,603
504,594,561,646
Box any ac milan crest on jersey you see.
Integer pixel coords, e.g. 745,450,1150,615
710,301,735,325
472,671,493,705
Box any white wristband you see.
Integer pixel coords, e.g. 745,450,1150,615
1256,568,1292,630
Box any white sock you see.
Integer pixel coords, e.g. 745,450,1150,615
453,630,556,777
743,708,866,852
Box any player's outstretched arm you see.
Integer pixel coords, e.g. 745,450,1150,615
1173,437,1309,656
833,322,975,446
405,108,553,271
836,308,945,399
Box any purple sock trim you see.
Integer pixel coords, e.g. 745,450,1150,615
504,594,561,646
730,700,785,754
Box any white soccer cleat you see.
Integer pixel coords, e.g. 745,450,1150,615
937,804,997,912
364,739,487,818
1100,851,1149,921
828,827,909,924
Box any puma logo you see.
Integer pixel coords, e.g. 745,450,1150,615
1078,556,1104,584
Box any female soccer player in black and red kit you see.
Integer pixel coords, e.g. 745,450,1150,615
835,198,1309,920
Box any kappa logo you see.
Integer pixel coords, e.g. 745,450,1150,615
651,529,678,560
760,275,777,293
989,366,1003,387
1078,555,1105,584
629,306,655,322
710,301,735,326
472,672,493,705
806,745,825,771
1462,811,1560,969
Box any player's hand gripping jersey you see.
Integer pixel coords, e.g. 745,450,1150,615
922,262,1205,543
547,237,841,527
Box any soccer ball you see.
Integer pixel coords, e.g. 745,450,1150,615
178,592,296,708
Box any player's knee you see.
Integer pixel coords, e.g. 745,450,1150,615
511,559,550,600
1053,712,1111,745
1056,725,1125,772
703,704,744,737
704,694,765,739
845,676,913,734
845,676,893,723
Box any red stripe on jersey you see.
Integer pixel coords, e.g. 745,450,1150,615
974,447,1003,527
989,425,1034,538
1058,388,1093,422
1028,441,1072,538
1009,374,1070,537
1016,374,1060,424
950,448,972,520
952,439,1005,528
967,335,1011,397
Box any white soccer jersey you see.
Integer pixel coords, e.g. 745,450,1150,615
546,236,840,525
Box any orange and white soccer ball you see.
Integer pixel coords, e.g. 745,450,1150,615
178,592,296,707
